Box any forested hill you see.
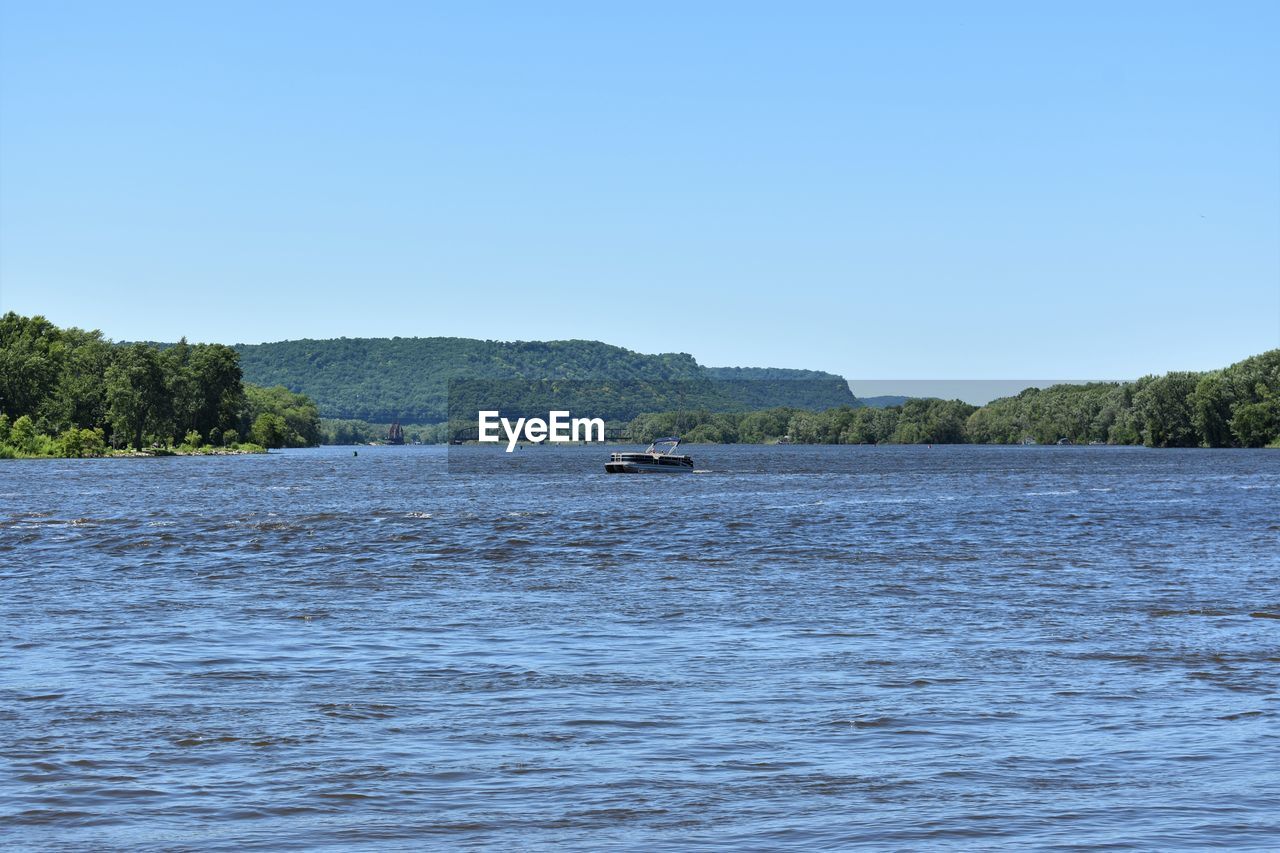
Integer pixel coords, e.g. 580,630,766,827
234,337,855,422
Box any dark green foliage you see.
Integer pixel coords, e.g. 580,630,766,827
47,328,114,434
958,351,1279,448
318,419,450,445
840,407,901,444
57,427,107,458
892,399,976,444
625,350,1280,447
248,413,288,449
0,312,320,455
1231,399,1280,448
155,338,248,446
0,313,72,430
1219,350,1280,447
1132,372,1200,447
320,419,383,445
442,377,851,427
1191,374,1233,448
236,337,855,422
626,399,975,445
9,415,38,454
964,383,1133,445
191,343,249,441
106,344,169,449
242,385,321,448
738,409,794,443
4,312,1277,452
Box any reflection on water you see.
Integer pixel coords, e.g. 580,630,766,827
2,445,1278,848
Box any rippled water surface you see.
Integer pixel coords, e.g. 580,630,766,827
3,445,1279,849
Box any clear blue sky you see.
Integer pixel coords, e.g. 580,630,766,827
1,1,1277,379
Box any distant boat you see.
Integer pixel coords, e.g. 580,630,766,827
1056,437,1073,446
606,436,694,474
387,421,405,445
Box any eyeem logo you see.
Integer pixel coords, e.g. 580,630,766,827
478,410,605,452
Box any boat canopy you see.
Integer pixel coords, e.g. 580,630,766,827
647,436,682,454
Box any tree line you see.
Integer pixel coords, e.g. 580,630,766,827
319,419,453,445
623,399,977,446
625,350,1280,448
6,312,1275,453
0,313,321,457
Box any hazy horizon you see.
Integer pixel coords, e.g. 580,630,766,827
849,379,1126,406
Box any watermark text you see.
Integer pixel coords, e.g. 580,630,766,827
477,410,605,452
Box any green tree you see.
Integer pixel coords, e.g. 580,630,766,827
1191,373,1233,447
82,427,107,457
242,384,320,447
889,399,976,443
0,313,67,423
106,344,169,449
787,411,825,443
684,422,730,443
249,412,287,448
738,409,791,443
1230,397,1280,448
190,344,246,440
162,338,199,444
48,331,114,434
1132,372,1199,447
10,415,37,453
57,427,106,458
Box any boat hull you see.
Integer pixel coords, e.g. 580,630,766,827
605,453,694,473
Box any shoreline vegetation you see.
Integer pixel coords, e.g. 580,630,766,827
103,445,269,458
620,347,1279,449
342,348,1279,450
1,313,318,459
3,312,1277,457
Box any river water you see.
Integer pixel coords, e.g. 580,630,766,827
2,445,1278,849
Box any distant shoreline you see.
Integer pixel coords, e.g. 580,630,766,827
108,447,267,458
2,446,268,460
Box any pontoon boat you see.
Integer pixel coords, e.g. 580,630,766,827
605,436,694,473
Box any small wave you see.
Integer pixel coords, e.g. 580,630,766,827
1150,608,1231,618
318,702,398,720
251,519,296,531
562,718,667,729
830,716,896,728
1219,710,1265,721
878,678,938,688
7,809,100,826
